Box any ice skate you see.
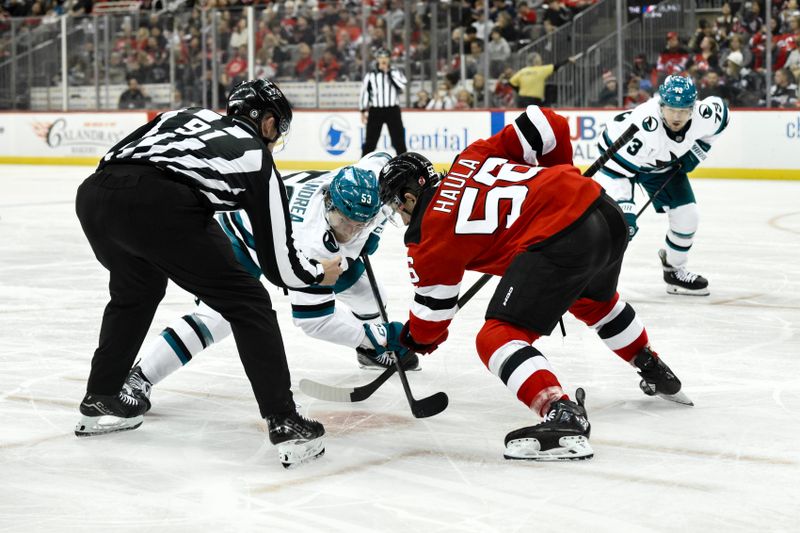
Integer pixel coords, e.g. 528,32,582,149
504,388,593,461
356,346,420,371
633,346,694,406
122,365,152,412
74,390,148,437
266,410,326,468
659,249,709,296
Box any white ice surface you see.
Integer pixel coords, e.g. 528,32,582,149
1,165,799,532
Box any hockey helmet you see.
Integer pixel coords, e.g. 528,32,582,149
658,75,697,109
226,78,293,138
327,166,381,223
378,152,438,207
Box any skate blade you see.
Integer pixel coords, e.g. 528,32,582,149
665,285,710,296
503,435,593,462
358,362,421,372
74,414,143,437
277,437,326,469
655,390,694,406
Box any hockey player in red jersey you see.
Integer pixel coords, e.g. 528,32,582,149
368,106,692,462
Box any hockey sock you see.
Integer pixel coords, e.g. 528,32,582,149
570,293,649,363
665,203,698,269
476,319,566,417
138,313,219,385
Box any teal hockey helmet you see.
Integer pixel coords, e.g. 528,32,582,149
328,166,381,223
658,75,697,108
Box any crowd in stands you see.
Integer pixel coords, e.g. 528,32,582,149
2,0,797,109
594,1,799,108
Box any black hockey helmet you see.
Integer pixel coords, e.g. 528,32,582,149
226,78,292,138
378,152,439,206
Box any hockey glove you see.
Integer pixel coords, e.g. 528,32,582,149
623,212,638,241
399,321,448,355
619,200,638,241
361,232,381,256
363,322,411,359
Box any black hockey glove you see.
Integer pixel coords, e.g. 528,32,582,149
399,321,448,355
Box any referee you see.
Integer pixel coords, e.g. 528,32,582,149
74,79,340,465
360,48,407,156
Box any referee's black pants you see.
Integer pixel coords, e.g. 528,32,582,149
362,105,407,156
75,164,295,418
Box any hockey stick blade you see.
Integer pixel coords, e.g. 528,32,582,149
299,365,396,403
656,390,694,406
411,391,449,418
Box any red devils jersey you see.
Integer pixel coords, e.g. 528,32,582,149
404,107,601,345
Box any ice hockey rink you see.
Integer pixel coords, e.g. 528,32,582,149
1,164,798,532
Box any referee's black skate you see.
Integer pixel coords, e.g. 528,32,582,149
356,346,420,371
123,365,152,412
634,346,694,406
266,410,326,468
504,388,593,461
659,249,709,296
74,390,148,437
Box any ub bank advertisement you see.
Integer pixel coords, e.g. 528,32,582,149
277,110,491,165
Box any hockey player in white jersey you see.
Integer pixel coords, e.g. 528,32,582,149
123,152,419,411
593,75,729,295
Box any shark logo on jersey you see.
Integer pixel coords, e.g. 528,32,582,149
323,230,340,252
642,116,659,132
699,104,712,119
320,116,352,156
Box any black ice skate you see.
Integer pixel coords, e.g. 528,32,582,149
356,346,420,371
123,365,152,412
74,390,149,437
659,249,710,296
504,388,593,461
633,346,694,406
266,410,326,468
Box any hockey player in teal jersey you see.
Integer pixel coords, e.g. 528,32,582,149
593,75,729,296
123,152,419,414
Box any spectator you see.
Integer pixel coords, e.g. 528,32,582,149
765,68,798,107
785,37,800,81
698,70,730,101
229,18,248,52
494,67,517,107
464,40,488,79
413,89,431,109
107,52,127,85
631,53,654,91
317,48,341,82
495,11,520,43
472,73,487,106
596,70,618,107
741,1,763,35
656,31,690,83
487,28,512,77
118,78,148,109
624,76,651,108
426,81,456,110
224,46,248,86
543,0,572,28
471,9,493,42
294,42,315,81
720,33,753,70
715,2,739,36
454,88,474,109
291,16,315,46
723,50,760,107
687,36,720,78
509,52,575,107
779,0,800,33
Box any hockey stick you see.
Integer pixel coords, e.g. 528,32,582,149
361,254,448,418
299,276,486,405
634,163,683,219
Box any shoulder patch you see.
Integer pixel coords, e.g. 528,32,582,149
699,104,713,119
642,116,659,132
323,230,339,253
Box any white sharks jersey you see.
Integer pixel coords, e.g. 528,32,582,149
217,151,392,349
597,95,729,178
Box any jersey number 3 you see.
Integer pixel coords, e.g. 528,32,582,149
455,157,541,235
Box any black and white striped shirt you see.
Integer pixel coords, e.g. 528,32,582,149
359,68,407,110
99,107,324,289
